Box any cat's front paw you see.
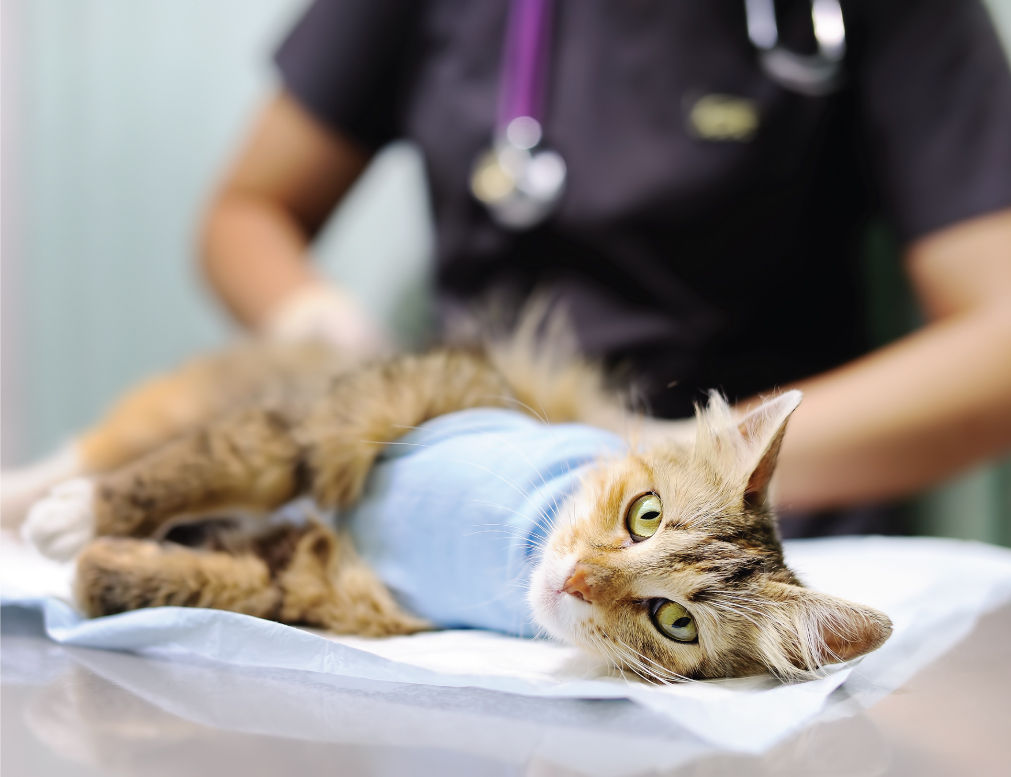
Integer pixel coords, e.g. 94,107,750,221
22,477,97,560
0,443,82,530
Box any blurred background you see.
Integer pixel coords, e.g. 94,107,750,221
2,0,1009,544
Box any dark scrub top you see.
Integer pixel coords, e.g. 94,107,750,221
275,0,1011,534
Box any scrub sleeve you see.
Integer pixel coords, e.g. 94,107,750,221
849,0,1011,241
273,0,418,151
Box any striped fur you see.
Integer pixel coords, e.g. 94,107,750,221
529,392,892,680
15,311,891,681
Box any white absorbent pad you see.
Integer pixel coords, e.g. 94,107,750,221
2,533,1010,757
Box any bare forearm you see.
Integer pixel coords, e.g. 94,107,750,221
198,92,372,332
200,193,318,329
200,195,391,355
773,306,1011,512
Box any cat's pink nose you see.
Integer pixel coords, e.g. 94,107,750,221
562,564,595,604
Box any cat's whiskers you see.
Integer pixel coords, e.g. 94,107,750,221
357,438,432,449
530,621,552,641
388,422,428,432
370,428,761,683
462,524,530,539
374,420,586,559
450,571,530,612
590,634,646,681
362,432,554,513
621,640,696,684
605,638,683,684
624,650,693,684
587,634,637,685
451,543,553,616
489,435,567,525
568,469,593,528
461,526,527,540
460,531,554,563
503,429,596,535
362,423,571,638
474,393,551,426
359,436,540,506
356,440,556,540
464,501,556,552
456,460,537,504
606,633,695,684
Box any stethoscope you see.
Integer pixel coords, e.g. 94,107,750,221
744,0,847,97
471,0,848,230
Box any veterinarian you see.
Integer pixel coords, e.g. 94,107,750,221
199,0,1011,534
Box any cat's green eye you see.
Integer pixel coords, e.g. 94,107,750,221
626,493,662,540
652,600,698,643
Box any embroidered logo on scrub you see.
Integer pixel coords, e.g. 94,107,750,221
686,94,760,142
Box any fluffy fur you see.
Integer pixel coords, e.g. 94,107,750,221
529,391,890,680
8,328,891,681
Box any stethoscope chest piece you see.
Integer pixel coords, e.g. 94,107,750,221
471,116,566,230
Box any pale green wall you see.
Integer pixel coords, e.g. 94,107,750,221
1,1,1009,540
991,0,1011,48
0,0,433,465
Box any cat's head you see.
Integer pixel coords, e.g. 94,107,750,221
529,391,892,681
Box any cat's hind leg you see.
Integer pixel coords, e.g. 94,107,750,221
271,523,430,636
75,536,282,619
75,523,428,636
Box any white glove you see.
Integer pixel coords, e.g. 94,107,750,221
262,282,392,359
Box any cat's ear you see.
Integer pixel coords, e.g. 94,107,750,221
736,391,802,509
762,580,893,673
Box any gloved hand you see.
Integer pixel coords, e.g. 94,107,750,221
262,281,392,359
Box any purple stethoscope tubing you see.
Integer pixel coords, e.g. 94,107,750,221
497,0,555,129
473,0,848,227
471,0,567,229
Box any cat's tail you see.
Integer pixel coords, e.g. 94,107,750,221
75,535,283,619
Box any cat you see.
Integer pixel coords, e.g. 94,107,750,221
8,328,892,681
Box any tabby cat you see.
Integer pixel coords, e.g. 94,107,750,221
8,329,891,681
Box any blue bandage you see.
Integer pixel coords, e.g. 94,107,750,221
343,408,626,636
